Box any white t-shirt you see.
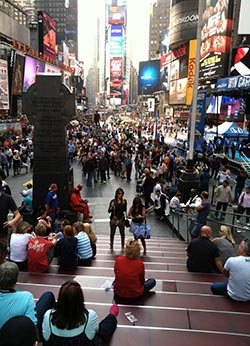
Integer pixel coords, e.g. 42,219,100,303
10,233,33,262
224,256,250,301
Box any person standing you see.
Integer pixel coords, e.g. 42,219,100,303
127,196,147,253
113,238,156,299
141,169,154,210
211,239,250,301
108,188,127,250
236,186,250,226
234,169,247,204
213,179,233,221
191,191,210,239
0,191,21,240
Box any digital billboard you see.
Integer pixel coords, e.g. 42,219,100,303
199,0,234,80
108,6,126,25
0,59,9,110
230,47,250,76
138,60,160,95
23,56,45,92
169,0,199,46
38,11,57,61
12,54,25,96
160,52,171,91
110,25,123,57
169,77,187,104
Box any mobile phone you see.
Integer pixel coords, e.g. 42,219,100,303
125,312,138,323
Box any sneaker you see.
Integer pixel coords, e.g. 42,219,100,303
236,219,240,223
236,228,242,234
247,223,250,227
109,304,119,317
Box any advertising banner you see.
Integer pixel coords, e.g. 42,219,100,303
0,59,9,110
23,56,45,92
108,6,126,25
230,47,250,76
216,75,250,93
169,77,187,104
110,57,123,82
12,54,25,96
138,60,160,95
199,0,234,80
169,0,199,45
38,11,57,60
188,91,206,152
160,52,171,91
186,40,197,105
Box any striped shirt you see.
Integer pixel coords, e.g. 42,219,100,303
75,232,93,259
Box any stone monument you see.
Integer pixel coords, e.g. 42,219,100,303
22,74,75,210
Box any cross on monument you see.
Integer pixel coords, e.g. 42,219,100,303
22,74,75,210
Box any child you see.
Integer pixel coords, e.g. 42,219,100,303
56,225,78,270
28,224,57,273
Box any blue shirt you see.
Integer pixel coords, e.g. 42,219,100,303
46,191,58,210
0,289,37,328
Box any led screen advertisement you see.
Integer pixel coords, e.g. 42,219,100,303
23,56,45,92
170,77,187,104
199,0,234,80
0,59,9,110
108,6,126,25
12,54,25,96
138,60,160,95
110,58,123,97
110,25,123,57
160,52,171,91
38,11,57,60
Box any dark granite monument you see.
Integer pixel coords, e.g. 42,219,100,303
22,74,75,210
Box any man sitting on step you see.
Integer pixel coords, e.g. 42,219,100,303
186,226,223,273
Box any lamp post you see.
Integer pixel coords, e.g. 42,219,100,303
179,1,204,202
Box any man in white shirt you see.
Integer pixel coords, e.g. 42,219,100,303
211,239,250,301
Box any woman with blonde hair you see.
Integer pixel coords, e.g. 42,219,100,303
83,222,97,257
212,225,236,265
113,238,156,299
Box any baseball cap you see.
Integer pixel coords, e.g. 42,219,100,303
49,183,57,190
0,316,38,346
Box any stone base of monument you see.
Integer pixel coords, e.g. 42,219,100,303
178,160,200,203
60,210,79,224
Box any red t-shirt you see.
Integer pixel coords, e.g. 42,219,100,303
28,237,54,273
114,256,145,298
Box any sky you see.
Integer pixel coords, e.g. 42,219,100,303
78,0,152,71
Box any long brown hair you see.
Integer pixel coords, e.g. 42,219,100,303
51,280,88,329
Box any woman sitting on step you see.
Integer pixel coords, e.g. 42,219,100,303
113,238,156,299
42,280,118,346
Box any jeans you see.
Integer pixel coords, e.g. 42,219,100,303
36,291,55,338
215,202,228,220
97,314,117,341
143,278,156,294
86,170,93,186
210,282,229,297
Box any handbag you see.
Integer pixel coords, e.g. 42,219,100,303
130,220,151,240
125,218,130,228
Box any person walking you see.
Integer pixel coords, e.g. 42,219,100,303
213,179,233,221
108,188,127,251
236,186,250,226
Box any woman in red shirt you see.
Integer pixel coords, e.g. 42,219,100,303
113,238,156,299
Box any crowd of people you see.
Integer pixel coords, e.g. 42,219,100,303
0,112,250,345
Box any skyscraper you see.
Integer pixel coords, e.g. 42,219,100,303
149,0,170,60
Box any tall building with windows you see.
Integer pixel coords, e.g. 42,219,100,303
14,0,78,56
149,0,170,60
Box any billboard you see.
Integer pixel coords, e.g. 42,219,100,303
169,77,187,104
138,60,160,95
169,0,199,46
23,56,45,92
230,47,250,76
110,57,123,82
199,0,234,80
108,6,126,25
12,54,25,96
38,11,57,60
0,59,9,110
110,25,123,57
160,52,172,91
186,40,197,105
